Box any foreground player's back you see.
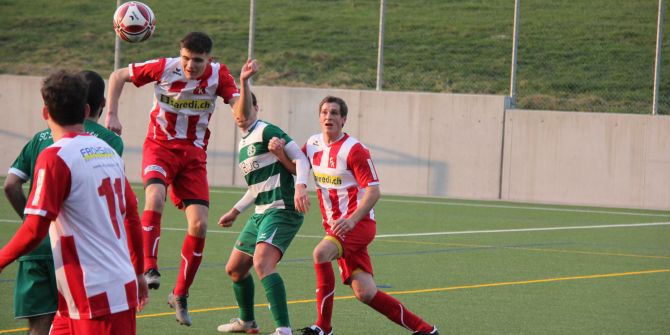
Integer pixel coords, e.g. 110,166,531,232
28,134,138,318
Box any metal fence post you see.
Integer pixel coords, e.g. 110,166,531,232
652,0,665,115
114,0,122,70
509,0,520,108
248,0,256,61
376,0,386,91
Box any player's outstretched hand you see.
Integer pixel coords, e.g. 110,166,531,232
240,59,258,82
294,184,311,213
106,113,123,135
136,274,149,311
218,208,240,228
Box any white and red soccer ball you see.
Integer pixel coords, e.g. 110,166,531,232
113,1,156,43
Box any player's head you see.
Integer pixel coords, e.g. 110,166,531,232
234,92,259,130
40,70,88,126
181,32,213,54
79,70,106,120
180,32,213,80
318,96,348,138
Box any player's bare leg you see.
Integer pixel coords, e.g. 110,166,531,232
169,204,208,326
218,249,260,333
350,271,438,334
27,313,55,335
142,183,166,289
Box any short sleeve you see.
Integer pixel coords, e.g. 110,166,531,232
347,143,379,188
9,130,52,181
24,147,71,220
263,124,293,145
215,64,240,104
130,58,166,87
9,140,34,181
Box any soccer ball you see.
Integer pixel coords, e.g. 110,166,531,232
113,1,156,43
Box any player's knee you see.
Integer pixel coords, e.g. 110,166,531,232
312,248,330,263
189,220,207,237
226,267,244,282
144,190,166,211
314,242,338,262
252,261,276,279
353,285,376,303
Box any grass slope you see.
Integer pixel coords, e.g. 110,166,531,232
0,0,668,113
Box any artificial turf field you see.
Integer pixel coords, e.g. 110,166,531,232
1,184,669,334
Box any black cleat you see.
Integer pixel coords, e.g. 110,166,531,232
413,326,439,335
144,268,161,290
299,325,332,335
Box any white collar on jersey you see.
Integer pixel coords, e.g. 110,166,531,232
325,132,345,145
242,119,260,136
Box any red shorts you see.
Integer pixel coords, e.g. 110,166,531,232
142,138,209,209
324,219,376,284
50,309,136,335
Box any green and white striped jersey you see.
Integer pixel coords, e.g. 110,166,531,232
238,120,296,213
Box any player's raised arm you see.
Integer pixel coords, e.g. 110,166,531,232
231,59,258,123
106,67,132,135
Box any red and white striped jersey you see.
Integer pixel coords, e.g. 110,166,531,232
129,57,240,149
24,133,138,320
303,133,380,226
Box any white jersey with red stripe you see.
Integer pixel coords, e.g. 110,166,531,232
129,57,240,149
24,133,138,320
303,133,380,226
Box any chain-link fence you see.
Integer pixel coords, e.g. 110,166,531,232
247,0,668,114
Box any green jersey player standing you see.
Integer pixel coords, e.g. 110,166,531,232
216,92,310,335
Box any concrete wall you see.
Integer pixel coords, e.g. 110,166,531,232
1,74,668,209
501,109,670,209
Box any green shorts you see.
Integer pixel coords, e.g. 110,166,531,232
14,258,58,318
235,208,304,257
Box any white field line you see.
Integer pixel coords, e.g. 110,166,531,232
374,221,670,238
129,186,670,218
378,198,670,218
163,221,670,239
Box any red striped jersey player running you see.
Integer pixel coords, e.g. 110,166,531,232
272,96,439,335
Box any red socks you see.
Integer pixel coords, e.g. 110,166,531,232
368,290,433,333
141,210,161,272
173,234,205,296
314,262,335,333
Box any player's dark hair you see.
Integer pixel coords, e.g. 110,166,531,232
41,70,88,126
319,96,348,118
251,92,257,107
180,32,213,54
79,70,105,118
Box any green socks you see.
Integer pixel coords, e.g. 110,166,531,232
261,272,290,327
233,275,255,321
